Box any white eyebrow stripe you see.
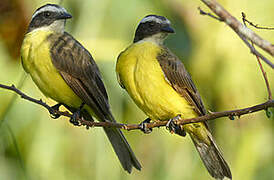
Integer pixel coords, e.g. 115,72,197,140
140,16,171,25
32,6,67,19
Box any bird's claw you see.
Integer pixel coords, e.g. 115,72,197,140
139,118,152,134
69,103,85,126
49,103,63,119
69,110,81,126
166,115,186,136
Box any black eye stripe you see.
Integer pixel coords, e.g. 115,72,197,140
34,11,57,19
133,15,171,42
143,21,159,26
27,11,58,32
27,4,69,32
133,21,163,42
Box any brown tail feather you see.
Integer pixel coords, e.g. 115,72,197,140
189,129,232,180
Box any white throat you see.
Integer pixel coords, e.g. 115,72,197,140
138,33,167,45
32,20,66,33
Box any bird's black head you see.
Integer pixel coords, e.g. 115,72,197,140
133,15,174,43
28,4,72,33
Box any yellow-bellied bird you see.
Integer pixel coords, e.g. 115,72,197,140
21,4,141,173
116,15,231,179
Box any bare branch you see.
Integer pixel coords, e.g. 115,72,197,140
199,0,274,68
242,12,274,30
238,33,274,68
254,55,272,100
198,7,223,22
0,83,72,118
0,83,273,132
241,13,272,100
80,100,273,131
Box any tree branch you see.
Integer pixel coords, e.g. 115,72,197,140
199,0,274,68
254,54,272,100
242,13,272,100
0,83,273,131
0,83,72,118
241,12,274,30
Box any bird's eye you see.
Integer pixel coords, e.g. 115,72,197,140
149,22,155,26
44,12,51,17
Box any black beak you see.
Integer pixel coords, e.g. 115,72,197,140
58,12,72,20
161,25,175,33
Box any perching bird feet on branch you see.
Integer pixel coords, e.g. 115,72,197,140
138,118,152,134
49,103,63,119
69,103,85,126
166,115,186,137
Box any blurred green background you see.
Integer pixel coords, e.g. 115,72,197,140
0,0,273,179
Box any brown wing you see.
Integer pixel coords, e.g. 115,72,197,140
47,32,112,121
157,47,206,116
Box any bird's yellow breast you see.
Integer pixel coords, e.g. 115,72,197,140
116,42,197,120
21,29,82,107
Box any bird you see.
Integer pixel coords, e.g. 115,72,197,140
20,3,141,173
116,14,232,179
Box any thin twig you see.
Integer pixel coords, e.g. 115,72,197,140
199,0,274,68
255,55,272,100
237,33,274,68
198,7,223,22
0,83,273,131
79,100,274,131
242,13,272,100
0,83,72,119
242,12,274,30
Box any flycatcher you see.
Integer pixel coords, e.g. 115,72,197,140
116,15,231,179
21,4,141,173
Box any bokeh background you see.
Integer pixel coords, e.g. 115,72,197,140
0,0,273,179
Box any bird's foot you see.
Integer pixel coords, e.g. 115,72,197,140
69,103,85,126
139,118,152,134
70,111,81,126
49,103,63,119
166,115,186,136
